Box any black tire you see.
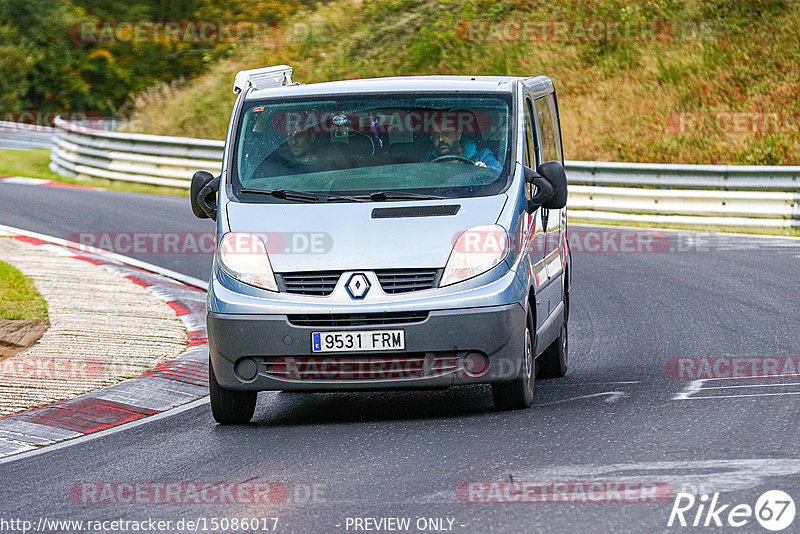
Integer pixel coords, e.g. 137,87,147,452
492,308,535,410
537,287,569,379
209,358,257,424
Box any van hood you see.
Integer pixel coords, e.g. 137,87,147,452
225,195,508,272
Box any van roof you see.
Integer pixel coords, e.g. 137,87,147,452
246,75,528,100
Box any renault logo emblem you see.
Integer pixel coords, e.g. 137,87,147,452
345,273,370,299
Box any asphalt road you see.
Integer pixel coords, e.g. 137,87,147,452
1,182,799,533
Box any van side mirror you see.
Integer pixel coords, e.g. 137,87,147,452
524,166,553,213
537,161,568,209
190,171,220,221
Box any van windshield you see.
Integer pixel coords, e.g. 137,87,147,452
231,93,513,201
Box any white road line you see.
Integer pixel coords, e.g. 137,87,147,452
543,380,641,387
700,373,800,382
567,380,642,385
673,375,800,399
672,379,706,400
681,392,800,400
701,382,800,390
537,391,628,406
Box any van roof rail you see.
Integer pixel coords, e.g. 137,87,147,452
233,65,293,94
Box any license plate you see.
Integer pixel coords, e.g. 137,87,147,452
312,330,405,353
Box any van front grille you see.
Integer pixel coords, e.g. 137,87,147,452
375,269,441,294
276,269,442,296
276,271,341,296
287,311,428,327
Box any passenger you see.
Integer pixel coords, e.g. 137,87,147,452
428,122,502,171
252,131,337,178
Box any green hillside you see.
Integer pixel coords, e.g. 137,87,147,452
0,0,322,115
126,0,800,165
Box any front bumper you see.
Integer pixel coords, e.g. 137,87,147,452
208,303,526,391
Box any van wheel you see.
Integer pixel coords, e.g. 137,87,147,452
209,358,257,424
537,300,568,379
492,308,535,410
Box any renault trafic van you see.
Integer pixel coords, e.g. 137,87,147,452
191,65,571,424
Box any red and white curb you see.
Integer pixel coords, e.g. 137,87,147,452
0,175,103,190
0,226,209,458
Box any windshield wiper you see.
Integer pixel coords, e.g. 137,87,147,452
325,194,372,203
323,192,443,202
365,191,445,201
242,188,320,203
241,189,444,203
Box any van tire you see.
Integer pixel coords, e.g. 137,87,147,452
492,308,535,410
209,358,257,424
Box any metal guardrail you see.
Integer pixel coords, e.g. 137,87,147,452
567,162,800,228
0,121,56,150
48,118,800,228
567,161,800,191
50,117,223,188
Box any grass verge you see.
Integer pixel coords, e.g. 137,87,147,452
0,258,48,321
0,149,189,196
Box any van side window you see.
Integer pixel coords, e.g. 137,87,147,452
534,96,562,163
524,99,536,168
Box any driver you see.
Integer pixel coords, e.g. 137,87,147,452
428,120,502,171
286,131,319,165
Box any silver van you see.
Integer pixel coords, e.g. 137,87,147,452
191,66,571,424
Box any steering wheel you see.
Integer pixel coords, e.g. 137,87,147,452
432,155,475,165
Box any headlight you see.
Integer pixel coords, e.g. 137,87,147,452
440,224,509,287
217,232,278,291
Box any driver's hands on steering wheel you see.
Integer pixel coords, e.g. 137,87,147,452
431,155,478,165
474,161,487,167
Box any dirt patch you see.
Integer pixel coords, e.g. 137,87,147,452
0,319,49,359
